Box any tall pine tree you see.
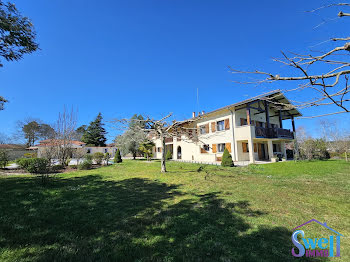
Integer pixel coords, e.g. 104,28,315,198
82,113,107,146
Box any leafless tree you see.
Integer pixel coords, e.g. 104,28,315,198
112,113,199,172
230,3,350,118
54,107,77,167
295,126,313,160
74,148,86,166
40,146,57,166
0,132,10,144
320,119,350,161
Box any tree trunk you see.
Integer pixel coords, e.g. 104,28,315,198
161,136,166,172
133,152,136,160
345,151,348,162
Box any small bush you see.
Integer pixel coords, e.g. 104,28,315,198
166,150,172,160
85,154,93,161
114,149,122,163
26,158,49,174
0,150,9,168
64,158,71,167
51,164,64,172
16,158,33,169
104,152,110,165
78,160,92,170
93,152,104,165
221,148,234,167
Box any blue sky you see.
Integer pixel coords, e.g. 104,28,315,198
1,0,349,142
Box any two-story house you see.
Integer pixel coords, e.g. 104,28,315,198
152,90,301,164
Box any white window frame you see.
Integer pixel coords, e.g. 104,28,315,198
199,125,207,134
217,143,225,153
203,144,210,151
217,120,225,131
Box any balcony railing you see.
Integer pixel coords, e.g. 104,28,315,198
255,127,294,139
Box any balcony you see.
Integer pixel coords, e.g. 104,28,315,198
255,127,294,139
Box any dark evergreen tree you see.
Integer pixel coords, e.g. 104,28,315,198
81,113,107,146
114,149,122,163
75,125,87,140
221,148,234,167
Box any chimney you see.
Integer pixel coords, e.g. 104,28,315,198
192,112,196,118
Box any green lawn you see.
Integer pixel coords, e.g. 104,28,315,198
0,160,349,261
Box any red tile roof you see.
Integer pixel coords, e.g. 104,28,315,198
38,139,86,146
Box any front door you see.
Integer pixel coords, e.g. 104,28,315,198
258,143,266,160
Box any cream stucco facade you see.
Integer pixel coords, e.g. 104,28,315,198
152,91,301,164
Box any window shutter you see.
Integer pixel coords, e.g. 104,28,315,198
225,142,231,153
254,143,257,152
224,119,230,130
212,144,217,153
205,123,209,133
211,122,216,132
200,147,208,154
240,118,245,126
242,143,247,153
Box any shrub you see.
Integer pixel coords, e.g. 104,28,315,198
85,154,93,161
78,160,92,170
51,164,64,172
104,152,110,165
64,157,71,167
16,158,33,169
166,150,172,160
299,138,330,160
221,148,234,167
26,158,49,174
0,150,9,168
93,152,104,165
114,149,122,163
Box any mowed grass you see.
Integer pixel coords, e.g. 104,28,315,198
0,160,349,262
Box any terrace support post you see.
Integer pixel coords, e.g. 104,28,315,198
291,116,296,132
264,101,270,128
281,141,287,159
267,140,274,160
279,110,283,129
246,107,251,125
291,116,299,160
248,138,255,164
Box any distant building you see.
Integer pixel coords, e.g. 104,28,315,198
32,139,118,158
0,144,28,160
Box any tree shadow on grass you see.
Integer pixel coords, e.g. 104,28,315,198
0,176,327,262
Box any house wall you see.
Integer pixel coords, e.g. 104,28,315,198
37,146,117,158
85,147,118,156
4,149,29,161
152,101,294,163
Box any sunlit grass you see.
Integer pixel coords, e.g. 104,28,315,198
0,159,349,261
